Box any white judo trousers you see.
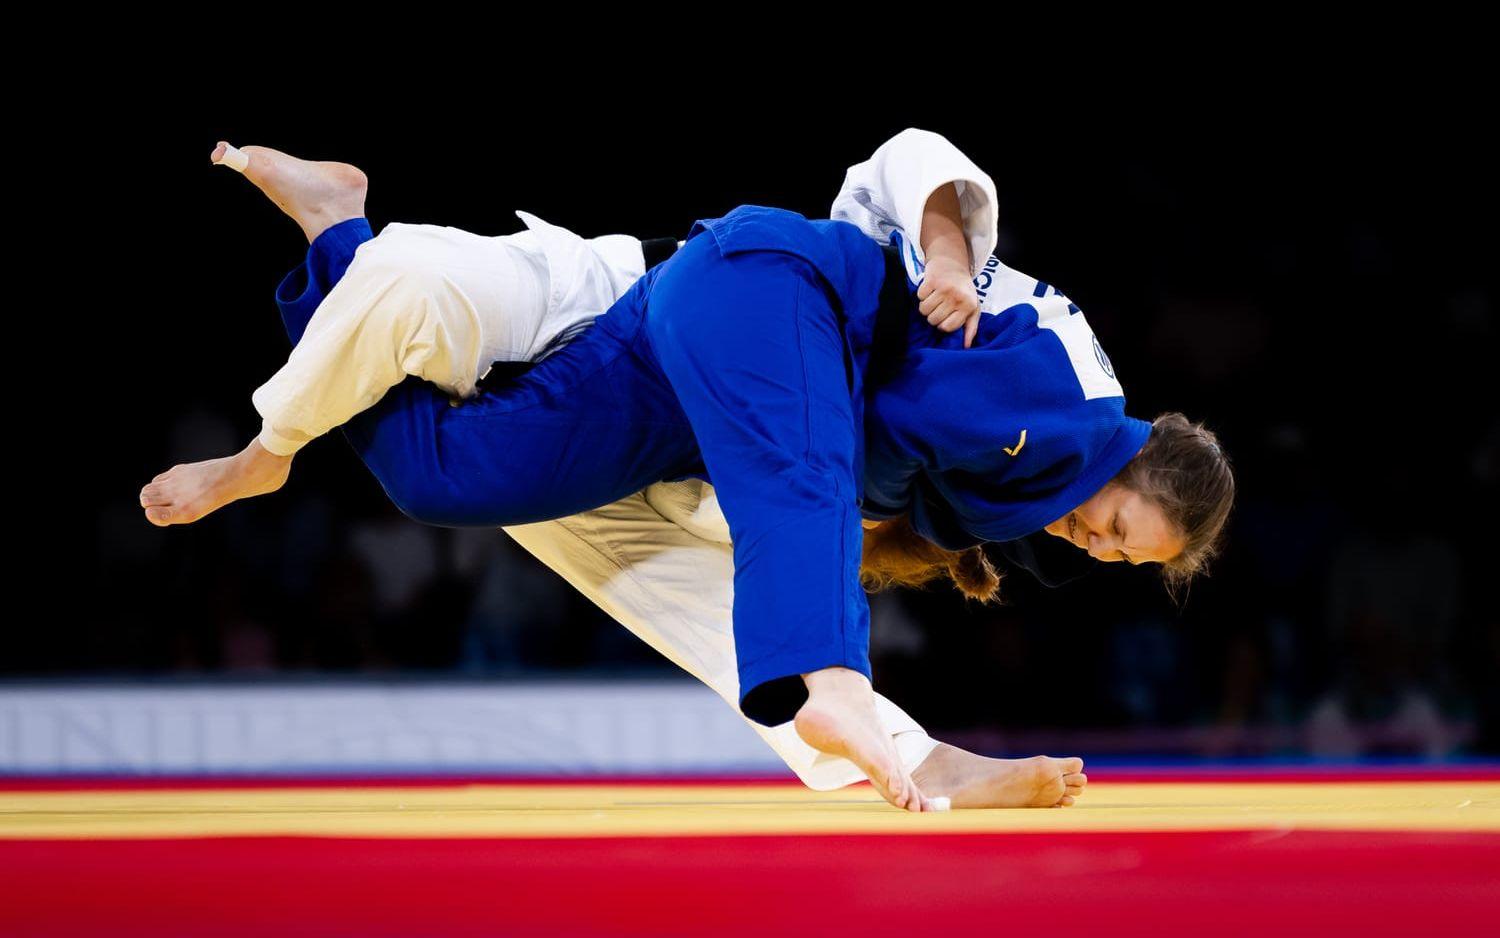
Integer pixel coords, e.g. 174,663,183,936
249,129,1001,789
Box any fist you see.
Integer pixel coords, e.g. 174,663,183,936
916,255,982,348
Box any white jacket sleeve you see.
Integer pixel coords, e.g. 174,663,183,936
830,127,999,279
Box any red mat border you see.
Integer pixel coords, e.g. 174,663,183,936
2,830,1495,937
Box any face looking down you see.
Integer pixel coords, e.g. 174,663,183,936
1043,482,1186,566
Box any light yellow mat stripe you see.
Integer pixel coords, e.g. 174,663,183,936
1,782,1495,840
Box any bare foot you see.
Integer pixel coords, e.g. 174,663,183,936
140,439,292,526
211,141,368,243
796,667,932,812
912,742,1087,808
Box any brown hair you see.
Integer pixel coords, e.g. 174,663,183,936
1112,412,1236,600
856,413,1233,605
859,515,1002,603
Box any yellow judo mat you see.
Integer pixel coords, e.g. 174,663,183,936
3,780,1496,839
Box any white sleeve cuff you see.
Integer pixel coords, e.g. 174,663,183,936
830,128,1001,278
914,176,999,280
257,422,310,457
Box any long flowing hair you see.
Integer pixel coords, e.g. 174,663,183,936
859,515,1002,603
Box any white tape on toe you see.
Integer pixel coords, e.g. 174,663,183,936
929,796,951,812
216,144,249,173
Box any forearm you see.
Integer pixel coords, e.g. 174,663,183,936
831,128,999,278
920,182,974,275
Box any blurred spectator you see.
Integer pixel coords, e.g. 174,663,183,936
1308,528,1461,758
458,533,575,673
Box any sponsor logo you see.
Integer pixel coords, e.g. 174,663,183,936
1092,334,1116,378
1003,429,1028,457
974,255,1000,301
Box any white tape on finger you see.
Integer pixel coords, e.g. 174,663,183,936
216,144,249,173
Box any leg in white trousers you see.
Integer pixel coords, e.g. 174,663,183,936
260,217,940,789
504,481,939,791
252,213,641,456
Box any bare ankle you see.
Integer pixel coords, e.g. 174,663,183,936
301,209,366,245
237,438,294,489
801,665,869,695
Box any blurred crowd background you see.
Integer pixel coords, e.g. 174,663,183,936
34,95,1497,761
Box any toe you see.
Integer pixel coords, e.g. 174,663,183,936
140,485,170,508
908,779,929,813
1063,772,1087,788
1057,794,1076,807
896,775,917,812
1059,757,1084,775
875,768,903,810
892,770,920,812
145,507,174,526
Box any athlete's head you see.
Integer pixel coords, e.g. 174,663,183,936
1043,412,1235,598
860,414,1233,606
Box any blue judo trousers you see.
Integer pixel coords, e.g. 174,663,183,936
275,207,892,726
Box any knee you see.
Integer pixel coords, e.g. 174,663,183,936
352,247,449,304
387,484,469,528
346,229,454,303
327,254,459,360
382,463,519,529
343,382,517,529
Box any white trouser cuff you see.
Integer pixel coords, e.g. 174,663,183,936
257,423,308,457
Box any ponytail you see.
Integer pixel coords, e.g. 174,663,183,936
860,515,1002,603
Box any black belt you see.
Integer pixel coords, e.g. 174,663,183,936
478,238,911,392
867,243,913,387
641,237,680,270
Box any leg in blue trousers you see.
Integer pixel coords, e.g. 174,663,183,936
640,232,930,811
274,219,700,528
640,234,870,726
143,216,698,530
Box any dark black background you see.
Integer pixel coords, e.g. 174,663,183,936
26,61,1498,758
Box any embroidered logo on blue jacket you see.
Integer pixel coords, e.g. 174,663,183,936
1092,334,1115,378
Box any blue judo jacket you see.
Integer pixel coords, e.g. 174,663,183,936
861,302,1152,550
694,206,1152,554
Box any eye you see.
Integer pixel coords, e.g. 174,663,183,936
1113,514,1134,564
